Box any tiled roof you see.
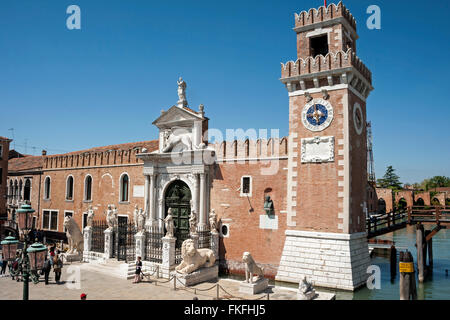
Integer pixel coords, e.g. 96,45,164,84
9,156,44,172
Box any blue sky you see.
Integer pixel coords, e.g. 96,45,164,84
0,0,449,184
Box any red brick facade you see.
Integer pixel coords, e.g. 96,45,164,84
0,137,12,218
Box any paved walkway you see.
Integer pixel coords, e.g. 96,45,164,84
0,262,334,300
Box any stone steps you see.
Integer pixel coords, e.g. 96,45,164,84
79,260,136,280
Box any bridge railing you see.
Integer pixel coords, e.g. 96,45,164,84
366,210,406,235
408,206,450,224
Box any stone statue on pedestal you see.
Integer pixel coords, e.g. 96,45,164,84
298,276,317,300
242,252,264,284
177,77,187,106
137,208,146,233
106,204,117,230
164,208,175,238
86,205,95,228
63,216,84,255
209,209,218,233
133,204,139,229
189,210,197,235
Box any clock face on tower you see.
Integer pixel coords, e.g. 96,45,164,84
301,98,334,132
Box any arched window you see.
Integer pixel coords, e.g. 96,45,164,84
431,198,440,206
18,180,23,201
8,180,13,203
120,173,129,202
24,179,31,201
66,176,74,200
377,198,386,214
415,198,425,206
44,177,51,200
84,175,92,201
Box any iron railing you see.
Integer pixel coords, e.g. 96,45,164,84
144,229,163,263
198,230,211,249
116,221,136,262
91,220,107,253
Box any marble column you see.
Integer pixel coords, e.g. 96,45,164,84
194,174,200,215
198,173,207,231
144,174,150,216
149,174,157,228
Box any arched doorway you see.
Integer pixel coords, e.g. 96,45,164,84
398,198,407,211
415,198,425,206
164,180,192,247
377,198,386,214
446,198,450,206
431,198,440,206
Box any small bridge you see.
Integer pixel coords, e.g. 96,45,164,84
366,206,450,239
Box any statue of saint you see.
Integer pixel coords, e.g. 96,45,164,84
177,77,187,104
189,210,197,235
106,204,115,230
137,208,146,233
164,208,175,238
209,209,218,233
133,204,139,229
87,205,95,228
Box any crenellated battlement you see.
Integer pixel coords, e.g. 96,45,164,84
294,1,356,32
281,48,372,85
211,138,288,161
43,141,158,170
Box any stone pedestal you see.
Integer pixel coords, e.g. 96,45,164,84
135,232,146,260
172,265,218,287
64,253,83,263
161,236,176,278
210,231,219,260
104,228,114,259
239,278,269,295
297,290,317,300
83,227,93,252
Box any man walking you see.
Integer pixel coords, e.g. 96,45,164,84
43,256,52,285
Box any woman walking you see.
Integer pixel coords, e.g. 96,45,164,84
53,251,63,284
133,256,142,283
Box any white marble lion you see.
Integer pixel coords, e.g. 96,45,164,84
243,252,264,283
175,239,216,274
63,216,84,255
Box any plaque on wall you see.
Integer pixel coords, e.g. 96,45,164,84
301,136,335,163
133,185,145,198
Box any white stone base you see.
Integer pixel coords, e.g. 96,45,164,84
275,230,370,291
83,251,106,263
64,253,83,263
172,265,218,287
239,278,269,295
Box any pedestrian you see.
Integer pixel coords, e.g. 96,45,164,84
49,245,56,267
80,293,87,300
11,252,20,281
133,256,142,283
1,259,7,276
53,252,63,284
43,255,52,285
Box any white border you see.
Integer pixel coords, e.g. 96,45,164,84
240,176,252,197
43,176,51,200
42,209,59,231
84,174,93,201
119,172,130,203
66,175,74,200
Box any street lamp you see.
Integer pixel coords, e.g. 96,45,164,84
15,203,45,300
0,235,19,261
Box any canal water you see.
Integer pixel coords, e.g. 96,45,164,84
337,225,450,300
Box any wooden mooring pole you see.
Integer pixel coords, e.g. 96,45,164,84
416,224,426,282
399,250,417,300
390,245,397,280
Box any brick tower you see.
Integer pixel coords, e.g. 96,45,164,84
276,2,373,290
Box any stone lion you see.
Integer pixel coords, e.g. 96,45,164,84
243,252,264,283
162,129,193,153
175,239,216,274
63,216,84,255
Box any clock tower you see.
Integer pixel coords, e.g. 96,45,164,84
276,2,374,290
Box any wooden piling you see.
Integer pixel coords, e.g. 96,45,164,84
416,224,425,282
399,250,417,300
426,231,433,269
390,245,397,280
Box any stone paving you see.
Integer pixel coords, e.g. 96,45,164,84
0,262,334,300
